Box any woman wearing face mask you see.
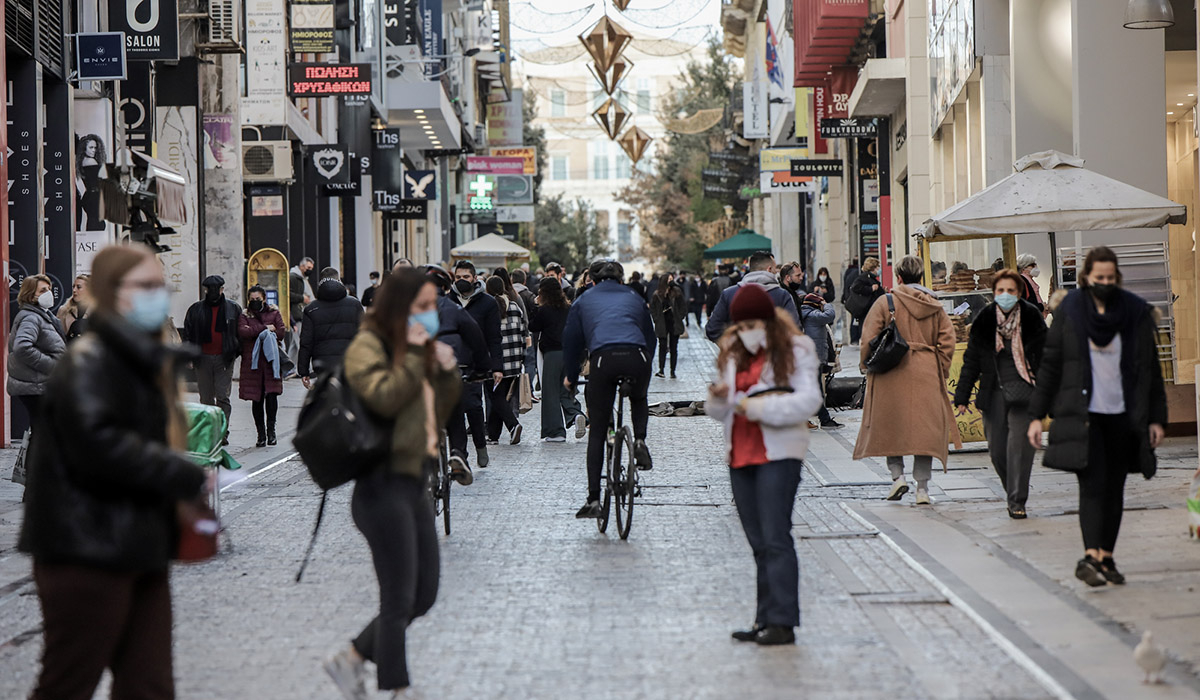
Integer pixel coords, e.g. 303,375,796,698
954,270,1047,519
238,285,286,447
19,245,210,699
324,269,461,699
810,267,836,305
1026,246,1166,588
707,285,822,647
1017,254,1045,313
7,274,67,432
649,273,687,378
57,274,91,342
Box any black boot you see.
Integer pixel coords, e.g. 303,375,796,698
267,423,277,446
255,429,267,448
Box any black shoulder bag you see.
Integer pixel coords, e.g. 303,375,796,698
865,295,909,374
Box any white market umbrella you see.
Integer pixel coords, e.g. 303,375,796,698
916,150,1187,238
450,233,531,260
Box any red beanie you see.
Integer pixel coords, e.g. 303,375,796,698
730,284,775,322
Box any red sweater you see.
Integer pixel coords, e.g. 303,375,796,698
730,354,769,468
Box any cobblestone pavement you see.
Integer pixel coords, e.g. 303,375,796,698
0,331,1171,699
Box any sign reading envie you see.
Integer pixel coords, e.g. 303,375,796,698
287,63,372,96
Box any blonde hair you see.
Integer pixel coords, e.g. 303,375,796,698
17,275,52,306
862,257,881,273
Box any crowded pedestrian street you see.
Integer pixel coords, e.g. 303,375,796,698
1,335,1197,699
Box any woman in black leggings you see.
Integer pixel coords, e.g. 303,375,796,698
649,274,686,378
237,286,286,447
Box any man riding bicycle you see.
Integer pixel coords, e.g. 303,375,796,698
563,259,657,519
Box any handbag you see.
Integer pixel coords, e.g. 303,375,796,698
176,499,220,563
518,373,534,414
293,366,391,491
864,295,909,374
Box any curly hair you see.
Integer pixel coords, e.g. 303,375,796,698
716,307,801,382
76,134,107,167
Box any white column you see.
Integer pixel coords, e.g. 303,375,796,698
904,0,933,238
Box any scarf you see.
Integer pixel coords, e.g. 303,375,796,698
199,297,227,345
1083,289,1131,348
995,305,1033,386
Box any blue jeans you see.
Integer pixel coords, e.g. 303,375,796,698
729,459,803,628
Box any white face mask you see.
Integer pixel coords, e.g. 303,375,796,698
737,327,768,354
1029,267,1040,278
37,290,54,309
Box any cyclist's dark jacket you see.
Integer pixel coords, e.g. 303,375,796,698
562,279,656,385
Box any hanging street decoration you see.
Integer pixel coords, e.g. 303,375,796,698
612,0,632,10
618,126,652,164
578,15,633,74
593,98,630,140
588,58,634,95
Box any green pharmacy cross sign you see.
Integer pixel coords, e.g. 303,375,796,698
469,175,495,211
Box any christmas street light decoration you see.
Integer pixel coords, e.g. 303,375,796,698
578,15,633,73
618,125,652,164
588,58,634,95
612,0,632,10
593,97,630,140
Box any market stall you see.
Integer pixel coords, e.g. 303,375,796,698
703,228,774,260
916,150,1187,442
449,233,531,272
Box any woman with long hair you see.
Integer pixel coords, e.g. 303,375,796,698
8,274,66,432
237,285,286,447
325,269,461,699
491,266,526,318
75,135,107,231
1026,246,1166,587
484,275,527,445
707,285,823,646
529,277,586,441
57,274,91,342
19,245,209,699
649,273,687,378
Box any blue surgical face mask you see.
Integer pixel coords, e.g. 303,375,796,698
994,292,1019,312
125,288,170,332
410,309,440,337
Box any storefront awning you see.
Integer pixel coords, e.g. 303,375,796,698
917,151,1188,239
386,78,462,151
848,58,906,118
703,229,774,260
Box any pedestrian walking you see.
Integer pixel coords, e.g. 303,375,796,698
705,252,800,342
688,273,707,327
289,256,315,323
361,271,381,308
811,267,836,304
1025,246,1166,587
484,275,527,446
649,273,686,378
182,275,241,433
841,258,860,344
238,285,286,448
491,266,527,319
298,267,365,387
706,266,733,319
57,274,91,342
707,284,822,646
954,270,1047,518
1016,254,1045,313
853,255,961,505
798,292,841,429
511,269,540,390
325,268,462,698
845,258,885,341
451,260,503,468
19,244,209,700
778,262,806,309
8,274,67,432
529,277,586,441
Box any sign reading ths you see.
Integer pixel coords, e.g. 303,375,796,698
76,33,127,80
819,118,878,139
372,128,403,211
108,0,179,61
288,63,372,96
790,159,843,177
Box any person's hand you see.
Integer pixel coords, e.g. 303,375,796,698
303,294,312,304
407,320,430,346
709,382,729,400
955,404,968,416
493,371,504,385
1149,423,1165,449
266,324,276,332
734,398,751,415
872,284,880,292
433,341,457,371
302,376,312,390
1026,419,1043,449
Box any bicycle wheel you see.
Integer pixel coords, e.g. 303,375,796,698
438,436,451,535
598,437,614,533
614,427,635,540
441,472,452,536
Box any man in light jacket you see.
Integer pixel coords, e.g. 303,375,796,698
705,251,799,343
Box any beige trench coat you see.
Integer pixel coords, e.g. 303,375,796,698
852,284,962,470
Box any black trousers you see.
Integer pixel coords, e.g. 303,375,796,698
657,334,680,374
1078,412,1134,552
18,394,42,434
583,346,651,501
690,305,703,327
729,460,803,628
32,562,174,700
250,394,279,435
539,350,585,439
351,469,439,690
447,382,486,459
486,376,521,440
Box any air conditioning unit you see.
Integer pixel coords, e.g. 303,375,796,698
200,0,242,52
241,141,293,181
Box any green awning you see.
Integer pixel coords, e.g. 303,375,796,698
703,229,773,260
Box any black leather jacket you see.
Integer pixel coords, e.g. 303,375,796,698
18,314,207,571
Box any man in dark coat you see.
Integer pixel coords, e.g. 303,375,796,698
705,267,733,318
360,271,380,307
182,275,241,431
450,260,503,468
298,267,364,387
705,253,799,343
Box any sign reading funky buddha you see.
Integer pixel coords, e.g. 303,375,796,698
287,63,372,96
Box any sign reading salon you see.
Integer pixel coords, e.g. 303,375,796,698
109,0,180,60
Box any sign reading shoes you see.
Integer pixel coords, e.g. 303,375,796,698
287,63,373,96
307,144,350,184
109,0,179,60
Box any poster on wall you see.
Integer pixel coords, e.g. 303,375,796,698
156,106,201,325
72,97,116,274
202,114,238,169
289,0,334,53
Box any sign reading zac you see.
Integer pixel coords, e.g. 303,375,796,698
819,118,878,138
288,63,372,96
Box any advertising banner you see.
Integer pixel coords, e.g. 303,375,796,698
403,169,437,199
486,88,523,146
245,0,286,124
495,174,533,205
73,97,115,271
155,105,201,325
288,63,372,96
290,0,335,53
120,62,154,154
75,33,127,80
202,113,238,169
466,156,525,175
108,0,179,61
372,128,403,211
490,146,537,175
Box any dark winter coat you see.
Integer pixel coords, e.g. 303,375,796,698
298,279,364,377
649,286,688,338
954,300,1046,412
841,265,860,303
798,301,836,362
706,274,732,310
688,278,707,310
847,271,884,321
436,294,490,378
705,271,800,343
18,314,207,571
7,304,66,396
289,268,309,322
451,282,503,373
811,276,836,304
1028,289,1167,478
237,306,286,401
182,297,241,363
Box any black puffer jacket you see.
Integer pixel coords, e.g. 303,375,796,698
1028,289,1167,477
451,282,502,373
954,300,1047,411
18,315,207,570
436,294,490,378
181,297,241,363
298,278,364,376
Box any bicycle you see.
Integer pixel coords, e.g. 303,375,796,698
427,429,452,536
597,376,641,540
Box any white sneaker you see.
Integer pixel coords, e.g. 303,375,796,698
885,478,909,501
323,647,367,700
915,489,932,505
543,436,567,443
574,415,587,439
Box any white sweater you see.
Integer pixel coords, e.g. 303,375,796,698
706,336,823,465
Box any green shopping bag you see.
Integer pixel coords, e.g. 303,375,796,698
184,402,241,471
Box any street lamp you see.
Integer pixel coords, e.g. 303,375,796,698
1123,0,1174,29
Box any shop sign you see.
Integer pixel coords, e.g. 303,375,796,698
759,147,809,172
122,63,155,154
43,78,74,294
459,210,497,225
393,200,429,219
497,205,534,223
420,0,443,79
290,0,335,53
790,159,842,176
467,156,525,175
403,170,437,199
307,144,351,185
75,33,127,80
495,174,533,205
322,159,362,197
490,146,538,175
287,63,373,96
486,88,523,147
372,128,404,211
468,174,496,210
760,171,811,192
108,0,179,61
820,118,878,138
8,58,41,306
743,80,769,139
